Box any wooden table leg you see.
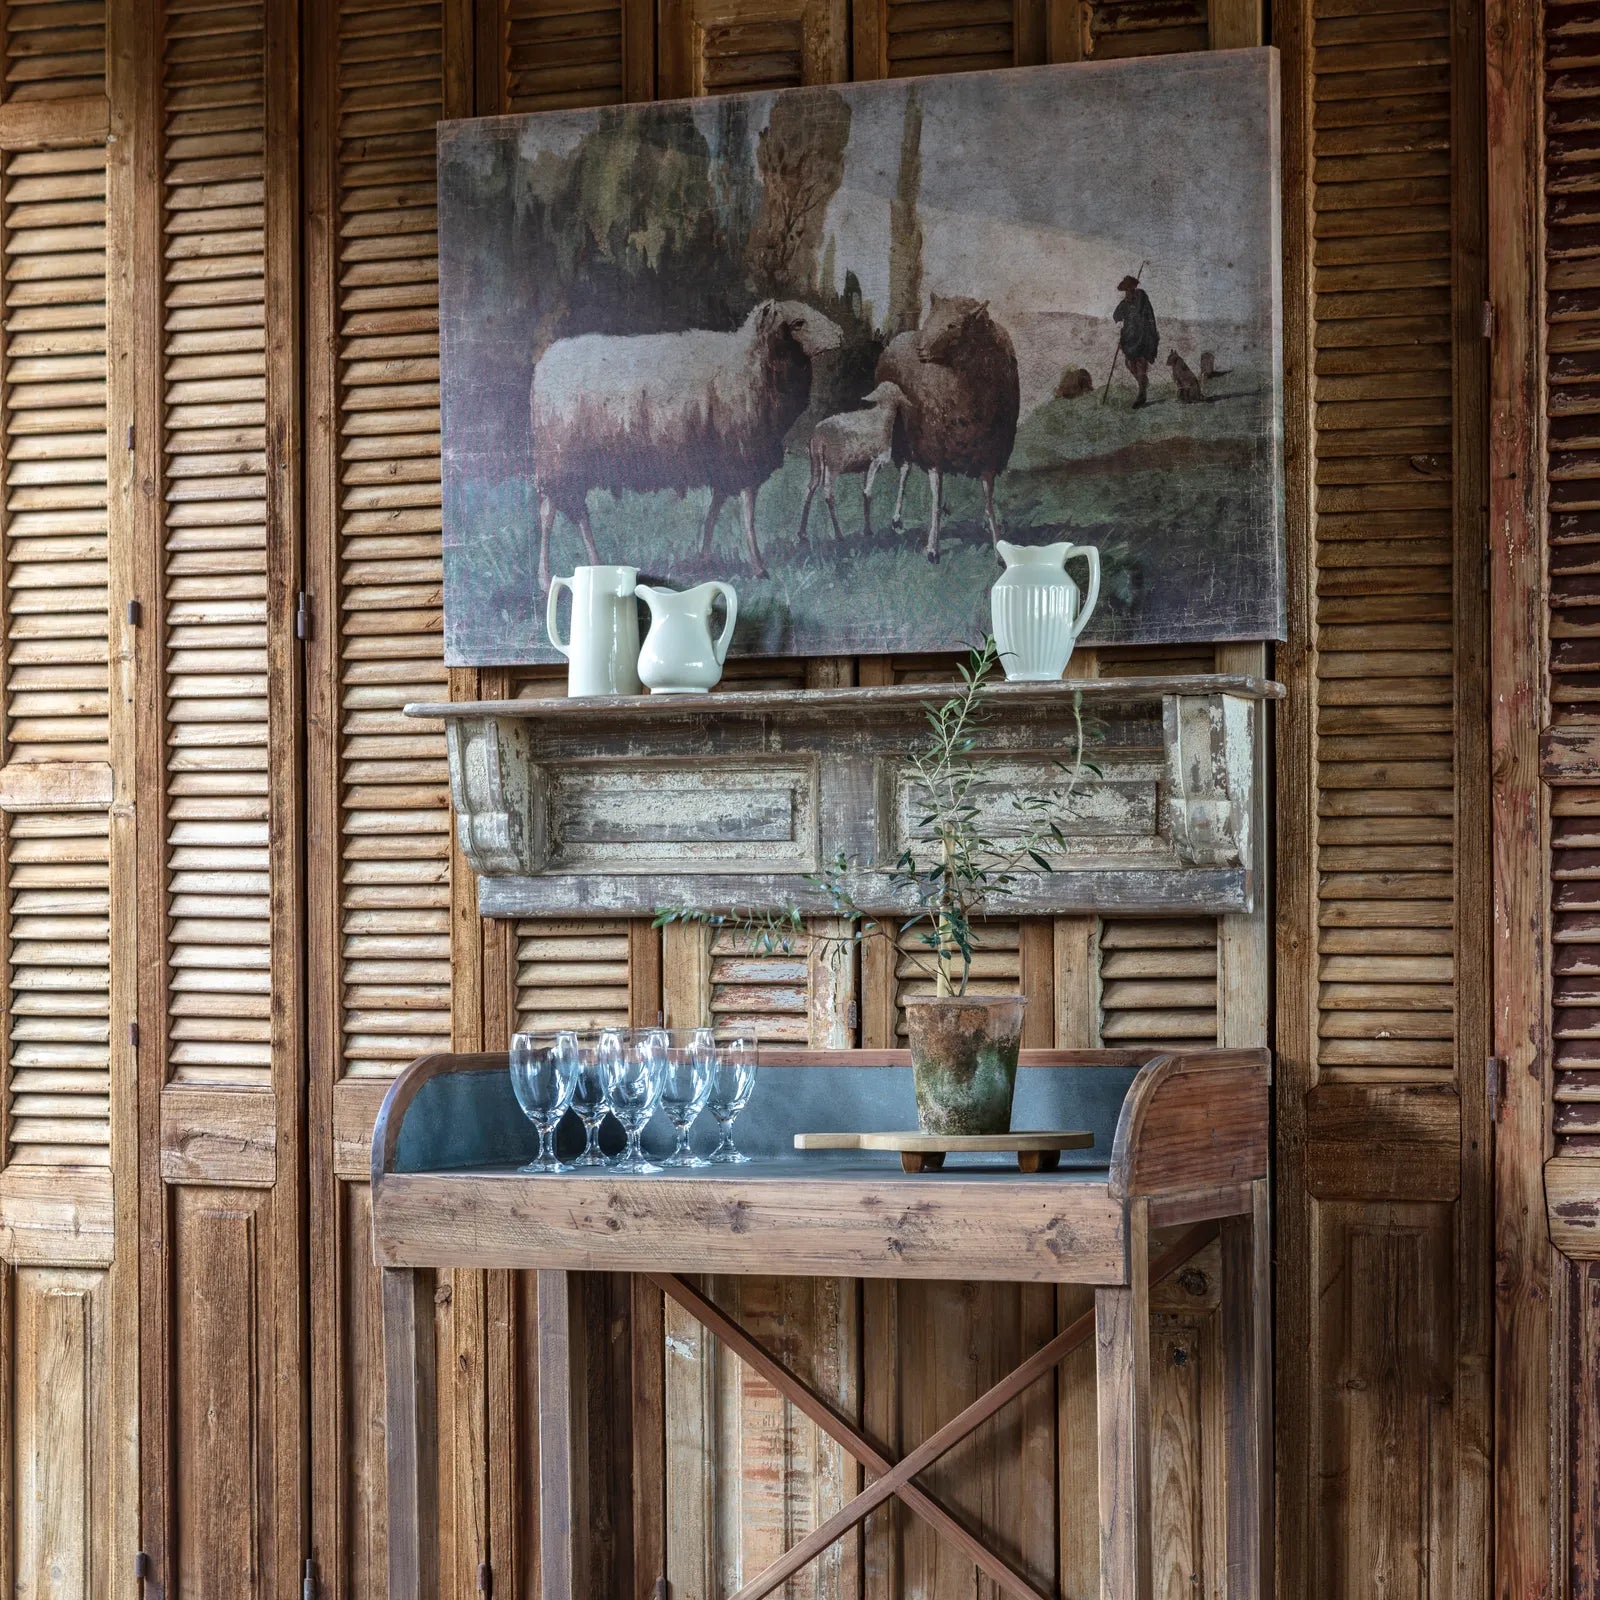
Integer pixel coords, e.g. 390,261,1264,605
382,1266,438,1600
538,1268,589,1600
1096,1197,1152,1600
1222,1177,1272,1598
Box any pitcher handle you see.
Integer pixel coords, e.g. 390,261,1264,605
1064,546,1100,640
710,582,739,665
546,576,573,659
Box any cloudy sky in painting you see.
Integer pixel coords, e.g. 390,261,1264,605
491,52,1277,335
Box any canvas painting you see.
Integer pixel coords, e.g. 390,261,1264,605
437,49,1283,666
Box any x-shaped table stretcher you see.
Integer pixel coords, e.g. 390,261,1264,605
644,1219,1220,1600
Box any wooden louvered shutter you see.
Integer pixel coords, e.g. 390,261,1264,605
135,0,306,1593
305,1,468,1593
0,13,137,1579
1275,0,1492,1591
1545,18,1600,1148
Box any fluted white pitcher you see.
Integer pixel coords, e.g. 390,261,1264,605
989,540,1100,681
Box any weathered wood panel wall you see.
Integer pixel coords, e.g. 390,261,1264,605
0,1,1548,1598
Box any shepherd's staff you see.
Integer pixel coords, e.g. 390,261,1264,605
1100,258,1151,405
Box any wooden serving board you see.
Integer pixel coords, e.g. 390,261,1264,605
794,1130,1094,1174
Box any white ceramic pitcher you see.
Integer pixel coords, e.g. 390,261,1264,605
636,581,739,694
546,565,641,697
990,540,1100,681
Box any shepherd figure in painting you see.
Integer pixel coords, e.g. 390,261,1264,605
528,300,843,591
878,294,1021,563
1113,274,1160,408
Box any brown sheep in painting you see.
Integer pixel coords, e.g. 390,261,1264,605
529,300,844,590
875,294,1021,562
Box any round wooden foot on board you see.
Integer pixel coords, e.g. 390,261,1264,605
901,1150,946,1173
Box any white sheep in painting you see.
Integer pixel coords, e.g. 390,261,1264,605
529,299,844,591
796,381,910,542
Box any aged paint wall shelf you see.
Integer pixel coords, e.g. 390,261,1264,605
407,673,1283,919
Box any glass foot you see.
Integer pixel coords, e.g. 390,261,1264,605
612,1154,663,1175
572,1146,610,1168
708,1148,751,1165
662,1150,711,1168
518,1156,573,1174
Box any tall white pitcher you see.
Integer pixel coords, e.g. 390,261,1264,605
546,565,641,696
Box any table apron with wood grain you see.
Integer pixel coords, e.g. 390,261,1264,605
370,1048,1273,1600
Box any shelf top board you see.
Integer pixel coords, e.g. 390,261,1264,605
403,672,1286,722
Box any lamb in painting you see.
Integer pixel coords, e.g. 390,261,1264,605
796,381,910,542
1167,349,1208,403
1055,366,1094,400
529,299,844,590
876,294,1021,562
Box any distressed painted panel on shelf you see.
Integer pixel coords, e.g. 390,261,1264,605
410,674,1279,917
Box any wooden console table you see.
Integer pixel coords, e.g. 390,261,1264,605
371,1046,1271,1600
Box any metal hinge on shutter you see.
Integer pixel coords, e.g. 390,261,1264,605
296,592,312,642
478,1560,492,1596
303,1558,317,1600
1487,1056,1506,1125
134,1550,164,1598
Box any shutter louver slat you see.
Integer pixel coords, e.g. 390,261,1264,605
1098,917,1218,1048
2,142,110,1168
336,0,452,1079
1312,0,1457,1077
515,919,632,1034
1547,1,1600,1144
711,927,812,1044
503,0,625,111
4,1,107,102
5,813,109,1165
884,0,1016,75
160,0,272,1087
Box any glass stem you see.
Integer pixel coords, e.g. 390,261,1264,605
628,1126,644,1166
674,1125,691,1161
538,1124,554,1165
583,1118,600,1158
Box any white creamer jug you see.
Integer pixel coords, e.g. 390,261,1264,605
636,582,739,694
546,565,641,697
989,541,1100,681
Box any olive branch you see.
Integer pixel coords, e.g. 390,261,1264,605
654,637,1099,997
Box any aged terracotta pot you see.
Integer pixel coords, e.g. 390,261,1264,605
904,994,1028,1136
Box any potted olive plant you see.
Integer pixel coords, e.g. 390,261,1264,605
656,639,1095,1137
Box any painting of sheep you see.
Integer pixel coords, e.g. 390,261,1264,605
439,51,1284,665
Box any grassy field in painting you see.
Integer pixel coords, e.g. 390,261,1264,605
443,365,1272,662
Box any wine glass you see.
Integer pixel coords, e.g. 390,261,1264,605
706,1035,757,1164
602,1027,667,1174
570,1029,613,1167
658,1028,716,1168
509,1031,580,1173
